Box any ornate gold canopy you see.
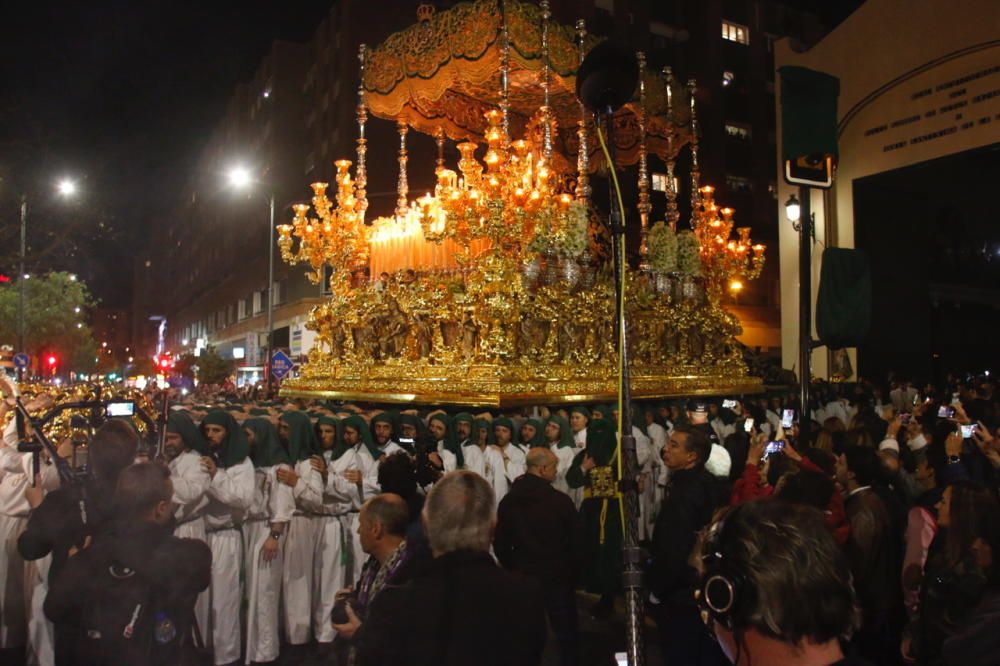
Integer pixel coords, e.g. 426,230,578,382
363,0,691,170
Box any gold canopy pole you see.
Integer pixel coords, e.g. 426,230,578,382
539,0,553,161
575,19,590,202
637,52,651,271
499,0,511,148
396,119,410,219
356,44,369,220
663,66,679,231
688,78,701,223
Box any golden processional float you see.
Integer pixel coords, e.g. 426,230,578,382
277,0,765,407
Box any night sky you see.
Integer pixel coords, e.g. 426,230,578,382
0,0,862,309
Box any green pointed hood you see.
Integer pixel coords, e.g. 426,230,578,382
428,413,464,468
279,411,321,461
245,417,292,468
199,410,250,468
586,417,619,466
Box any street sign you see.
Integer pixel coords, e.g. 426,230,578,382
270,350,294,381
12,353,29,369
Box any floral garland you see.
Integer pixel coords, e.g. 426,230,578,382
647,221,677,273
677,230,702,277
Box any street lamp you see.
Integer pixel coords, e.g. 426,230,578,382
785,193,801,224
18,178,79,374
227,164,276,389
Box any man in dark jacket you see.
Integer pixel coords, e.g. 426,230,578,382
45,462,211,666
19,419,138,666
495,447,583,666
355,471,546,666
649,425,727,666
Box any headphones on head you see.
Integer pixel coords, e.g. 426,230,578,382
695,507,747,632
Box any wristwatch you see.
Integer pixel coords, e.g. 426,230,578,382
269,531,282,541
947,455,962,465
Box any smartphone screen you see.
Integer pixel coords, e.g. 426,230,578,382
722,399,737,410
762,441,785,461
960,424,974,439
937,405,955,419
900,413,912,426
744,418,754,433
106,401,135,417
781,409,795,429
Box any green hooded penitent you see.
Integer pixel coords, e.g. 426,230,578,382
200,410,251,468
492,417,518,447
453,412,476,447
545,415,575,449
428,413,464,468
396,413,426,441
567,416,622,597
570,405,591,423
279,411,322,461
167,411,209,456
519,418,546,448
245,417,292,468
474,417,495,446
340,414,381,460
370,412,396,442
315,415,348,460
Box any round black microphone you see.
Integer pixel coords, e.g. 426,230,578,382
576,40,639,112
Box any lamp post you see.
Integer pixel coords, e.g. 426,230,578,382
227,166,276,391
18,179,79,378
786,191,811,443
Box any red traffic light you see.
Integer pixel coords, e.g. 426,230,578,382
47,355,57,366
157,353,174,370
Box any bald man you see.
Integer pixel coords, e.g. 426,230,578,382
495,448,583,666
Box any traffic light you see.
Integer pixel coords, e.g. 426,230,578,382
47,355,57,367
157,353,174,371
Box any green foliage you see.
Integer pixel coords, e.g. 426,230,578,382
677,231,702,277
0,272,99,372
648,221,678,273
195,346,234,386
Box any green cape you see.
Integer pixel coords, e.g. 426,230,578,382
199,410,250,468
279,411,321,461
167,411,209,455
244,417,292,468
428,413,464,468
545,414,575,449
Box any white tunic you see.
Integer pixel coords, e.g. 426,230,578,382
282,458,323,645
168,450,210,641
202,458,254,666
303,450,355,643
462,443,509,507
435,440,457,473
326,445,380,582
244,464,295,664
549,443,577,497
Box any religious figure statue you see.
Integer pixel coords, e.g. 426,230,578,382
461,312,479,359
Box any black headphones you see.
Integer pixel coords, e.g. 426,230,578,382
695,507,747,631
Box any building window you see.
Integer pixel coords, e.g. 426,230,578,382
238,299,247,320
722,20,749,45
725,123,752,141
272,280,282,306
726,175,754,192
651,172,678,194
253,291,262,315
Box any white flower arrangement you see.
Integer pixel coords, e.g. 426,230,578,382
556,202,589,259
647,221,678,273
677,230,702,277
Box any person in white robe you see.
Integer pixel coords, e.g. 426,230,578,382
457,414,507,507
241,417,294,664
298,416,356,647
370,413,405,460
198,410,255,666
427,413,460,473
273,411,324,649
325,415,382,585
491,417,526,498
542,415,577,498
163,411,211,643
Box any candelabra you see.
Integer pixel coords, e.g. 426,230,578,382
690,186,765,301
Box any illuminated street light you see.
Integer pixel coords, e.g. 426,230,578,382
57,179,78,197
227,165,253,189
785,193,801,223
